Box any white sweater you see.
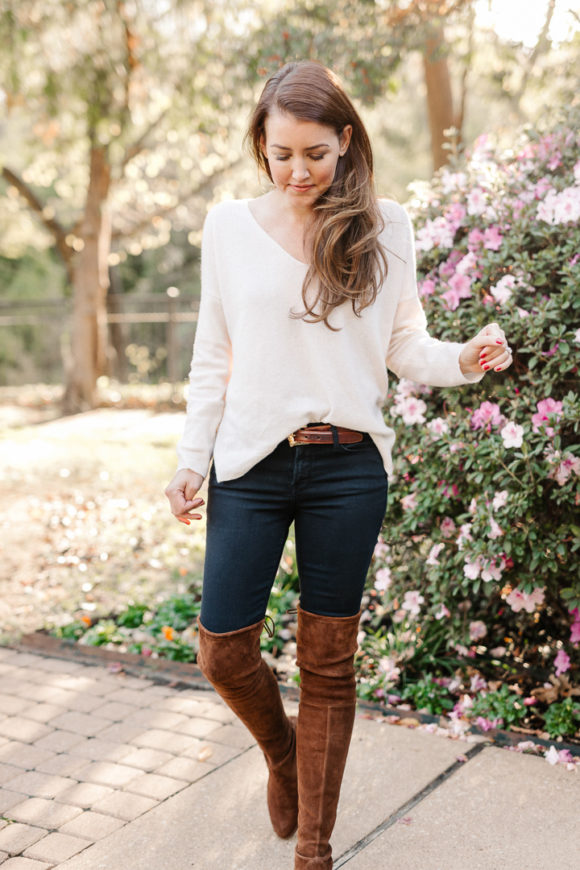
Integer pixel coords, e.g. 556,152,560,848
177,198,483,482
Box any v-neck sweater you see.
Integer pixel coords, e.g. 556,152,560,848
176,198,483,482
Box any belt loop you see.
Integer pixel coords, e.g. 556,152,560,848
331,425,340,450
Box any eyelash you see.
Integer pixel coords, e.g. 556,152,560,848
275,155,325,162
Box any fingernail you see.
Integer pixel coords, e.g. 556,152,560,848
494,366,502,371
479,354,486,361
496,340,503,345
483,364,490,371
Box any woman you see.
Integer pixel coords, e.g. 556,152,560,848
165,60,512,870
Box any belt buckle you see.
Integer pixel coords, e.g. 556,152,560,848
288,432,298,447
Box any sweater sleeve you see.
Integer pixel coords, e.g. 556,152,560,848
176,209,232,477
385,206,484,387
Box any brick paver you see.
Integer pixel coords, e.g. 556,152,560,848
0,743,56,771
8,796,83,828
124,772,185,800
154,756,211,782
3,771,76,799
54,782,114,809
118,747,174,771
0,719,53,744
23,831,90,863
0,790,26,813
0,823,46,856
0,648,255,865
129,728,198,753
90,790,156,821
73,761,144,788
1,857,52,869
59,810,125,840
33,730,86,754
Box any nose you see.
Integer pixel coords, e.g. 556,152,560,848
291,160,310,181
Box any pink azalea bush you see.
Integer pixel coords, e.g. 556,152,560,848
360,110,580,733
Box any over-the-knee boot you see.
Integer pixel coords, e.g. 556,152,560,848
294,606,360,870
197,617,298,838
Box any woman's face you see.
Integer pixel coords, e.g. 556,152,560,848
261,109,352,205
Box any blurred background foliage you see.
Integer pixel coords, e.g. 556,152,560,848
0,0,578,399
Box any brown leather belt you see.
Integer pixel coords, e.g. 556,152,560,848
287,424,364,447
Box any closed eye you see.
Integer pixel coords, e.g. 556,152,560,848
275,154,326,162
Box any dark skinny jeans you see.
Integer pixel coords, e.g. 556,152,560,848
200,428,389,634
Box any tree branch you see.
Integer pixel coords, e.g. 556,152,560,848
454,1,475,136
118,107,171,174
511,0,556,107
111,156,243,241
1,166,74,281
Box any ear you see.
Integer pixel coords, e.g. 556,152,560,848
339,124,353,156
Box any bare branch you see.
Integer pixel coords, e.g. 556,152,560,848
512,0,556,106
454,2,476,136
1,166,74,281
118,107,171,174
111,157,243,241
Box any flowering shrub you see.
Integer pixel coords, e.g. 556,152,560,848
364,108,580,728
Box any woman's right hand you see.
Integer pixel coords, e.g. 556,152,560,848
164,468,206,525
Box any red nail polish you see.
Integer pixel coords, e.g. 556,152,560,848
496,340,503,345
483,364,490,371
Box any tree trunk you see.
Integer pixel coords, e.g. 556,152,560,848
422,24,455,172
63,146,111,413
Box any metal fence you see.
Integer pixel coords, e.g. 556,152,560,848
0,290,200,386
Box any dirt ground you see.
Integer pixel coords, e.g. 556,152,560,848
0,397,207,641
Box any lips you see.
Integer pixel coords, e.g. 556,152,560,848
290,184,314,192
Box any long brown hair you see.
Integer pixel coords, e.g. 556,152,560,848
246,61,388,330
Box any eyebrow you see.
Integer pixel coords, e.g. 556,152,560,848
270,143,330,150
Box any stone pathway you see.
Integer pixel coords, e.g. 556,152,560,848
0,646,579,870
0,646,248,867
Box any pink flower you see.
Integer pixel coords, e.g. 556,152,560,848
554,649,571,676
548,453,580,486
402,590,425,616
488,517,503,539
574,328,580,344
570,609,580,647
469,620,487,641
506,586,545,613
373,539,389,559
490,274,515,305
464,558,481,580
475,715,503,731
378,656,401,682
401,493,417,511
457,523,473,550
471,401,504,430
374,567,392,592
444,201,467,227
440,517,457,538
419,277,436,297
500,422,524,448
392,395,427,425
467,187,486,215
481,558,503,582
449,271,472,298
435,604,450,620
426,417,449,440
427,543,444,565
483,225,503,251
492,490,508,510
467,227,485,250
470,673,488,692
392,609,407,623
532,398,563,437
455,251,478,276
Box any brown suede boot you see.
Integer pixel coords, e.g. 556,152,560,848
294,607,361,870
197,617,298,838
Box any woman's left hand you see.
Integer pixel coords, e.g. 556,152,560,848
459,322,514,376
